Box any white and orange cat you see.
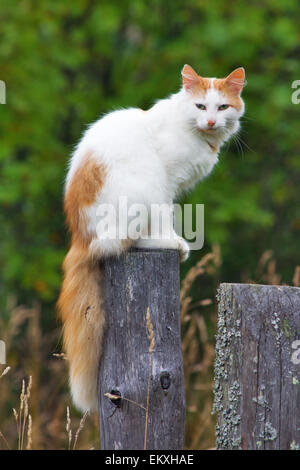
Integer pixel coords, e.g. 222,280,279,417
58,65,245,412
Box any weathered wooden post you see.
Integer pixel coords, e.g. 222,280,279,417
98,248,186,450
214,283,300,450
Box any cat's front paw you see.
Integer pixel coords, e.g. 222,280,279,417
176,237,190,262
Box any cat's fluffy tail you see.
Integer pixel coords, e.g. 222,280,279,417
57,242,105,412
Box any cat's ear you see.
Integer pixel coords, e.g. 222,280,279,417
225,67,245,95
181,64,201,91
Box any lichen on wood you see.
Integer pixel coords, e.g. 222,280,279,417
214,283,300,450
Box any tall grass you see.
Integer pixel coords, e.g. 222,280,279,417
0,301,99,450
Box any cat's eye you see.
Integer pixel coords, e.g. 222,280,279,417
218,104,229,111
195,103,206,110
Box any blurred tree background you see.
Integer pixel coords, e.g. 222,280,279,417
0,0,299,449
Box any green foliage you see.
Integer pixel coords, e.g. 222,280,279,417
0,0,299,307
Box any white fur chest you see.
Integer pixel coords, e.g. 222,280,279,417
149,119,219,196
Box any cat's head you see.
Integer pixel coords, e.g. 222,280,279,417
181,65,245,136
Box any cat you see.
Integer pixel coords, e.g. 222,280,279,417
57,64,245,412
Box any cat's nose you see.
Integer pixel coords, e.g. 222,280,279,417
207,120,216,127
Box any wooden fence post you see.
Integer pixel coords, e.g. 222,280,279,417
98,248,186,450
214,283,300,450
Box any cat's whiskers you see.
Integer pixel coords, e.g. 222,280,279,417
239,113,254,122
234,130,255,155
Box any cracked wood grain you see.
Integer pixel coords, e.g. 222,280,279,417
98,248,185,450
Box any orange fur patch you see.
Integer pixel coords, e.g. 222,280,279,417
57,240,105,409
191,77,212,97
212,79,243,111
207,141,218,153
64,152,106,247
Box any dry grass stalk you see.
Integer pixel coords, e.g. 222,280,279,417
293,266,300,287
73,411,88,450
144,307,155,450
52,353,67,360
10,376,33,450
0,367,11,379
66,406,72,450
13,408,18,424
0,430,11,450
255,250,281,285
0,360,11,450
26,415,32,450
65,406,89,450
104,392,146,411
